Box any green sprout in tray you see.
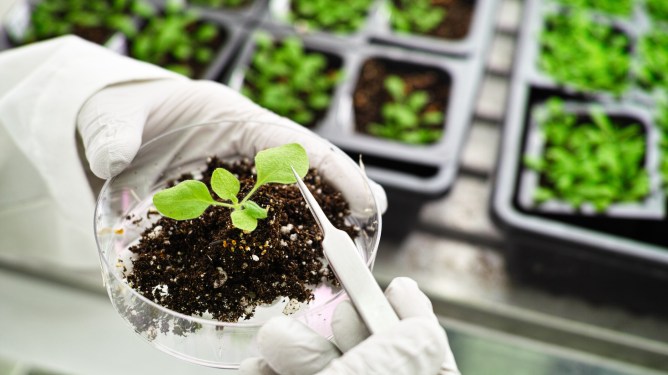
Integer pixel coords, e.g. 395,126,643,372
189,0,251,9
524,98,650,212
241,34,342,128
654,100,668,195
539,11,630,95
555,0,633,17
646,0,668,24
130,0,222,78
17,0,154,45
367,75,444,145
637,28,668,92
287,0,375,34
389,0,446,35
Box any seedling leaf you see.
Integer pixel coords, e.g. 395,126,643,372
231,209,258,232
244,201,268,219
211,168,240,203
255,143,309,185
153,143,310,232
153,180,216,220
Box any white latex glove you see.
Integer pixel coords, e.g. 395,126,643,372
239,277,460,375
77,78,387,215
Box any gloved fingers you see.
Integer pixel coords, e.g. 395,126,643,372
256,316,341,375
384,278,461,374
239,357,279,375
367,177,388,215
331,277,437,353
320,317,447,375
77,80,157,179
385,277,439,322
331,300,370,353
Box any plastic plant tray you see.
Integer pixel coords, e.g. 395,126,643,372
492,0,668,275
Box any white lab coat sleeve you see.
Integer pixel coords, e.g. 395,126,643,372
0,36,184,269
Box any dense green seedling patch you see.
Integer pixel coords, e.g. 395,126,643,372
524,98,649,211
539,11,631,95
16,0,154,45
242,34,342,128
129,0,221,77
654,101,668,195
368,75,444,144
389,0,445,35
646,0,668,23
287,0,374,33
189,0,251,8
637,29,668,91
555,0,633,17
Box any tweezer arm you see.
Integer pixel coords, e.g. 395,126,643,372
291,168,400,334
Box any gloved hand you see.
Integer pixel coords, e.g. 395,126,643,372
76,78,387,215
239,277,460,375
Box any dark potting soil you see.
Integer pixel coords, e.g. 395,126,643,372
353,57,450,141
72,25,116,45
122,157,357,323
391,0,475,40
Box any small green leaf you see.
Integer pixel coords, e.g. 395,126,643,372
384,75,406,101
153,180,215,220
255,143,309,185
407,91,429,111
422,111,443,125
211,168,240,203
231,209,258,231
244,200,268,219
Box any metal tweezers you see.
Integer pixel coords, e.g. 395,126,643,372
291,167,400,334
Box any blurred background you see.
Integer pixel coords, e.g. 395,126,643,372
2,0,668,374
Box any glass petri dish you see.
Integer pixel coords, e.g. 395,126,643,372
94,121,381,369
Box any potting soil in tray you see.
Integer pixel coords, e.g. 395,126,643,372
121,157,357,322
353,57,450,144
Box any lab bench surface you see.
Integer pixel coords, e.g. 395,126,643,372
3,0,668,374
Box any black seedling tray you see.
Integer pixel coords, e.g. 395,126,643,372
492,0,668,313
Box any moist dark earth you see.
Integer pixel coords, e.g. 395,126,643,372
122,156,357,322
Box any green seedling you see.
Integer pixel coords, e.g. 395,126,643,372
130,0,220,77
368,75,444,144
647,0,668,23
539,11,630,95
190,0,250,8
389,0,445,35
153,143,309,232
653,99,668,195
524,98,649,212
288,0,374,34
637,29,668,91
19,0,154,45
242,33,342,127
556,0,633,16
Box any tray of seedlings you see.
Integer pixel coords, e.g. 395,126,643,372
228,0,500,238
492,0,668,313
1,0,253,80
